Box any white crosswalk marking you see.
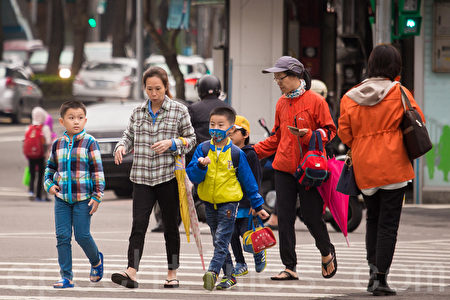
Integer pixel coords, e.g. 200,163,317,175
0,239,449,299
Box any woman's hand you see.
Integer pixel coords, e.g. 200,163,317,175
198,156,211,166
151,139,172,154
88,199,100,215
114,146,126,165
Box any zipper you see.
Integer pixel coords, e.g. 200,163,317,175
66,135,74,204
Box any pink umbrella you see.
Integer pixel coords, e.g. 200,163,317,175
317,157,350,246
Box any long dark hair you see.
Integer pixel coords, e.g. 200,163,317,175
367,44,402,81
142,66,173,98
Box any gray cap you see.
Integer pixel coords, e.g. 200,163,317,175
262,56,305,75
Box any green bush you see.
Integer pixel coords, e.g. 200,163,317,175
32,74,74,101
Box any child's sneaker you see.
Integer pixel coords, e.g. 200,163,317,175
233,262,248,276
254,250,267,273
216,276,237,290
202,271,218,291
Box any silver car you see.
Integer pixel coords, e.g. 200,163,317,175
0,62,43,123
72,58,138,101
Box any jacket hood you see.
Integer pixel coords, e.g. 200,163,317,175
31,106,48,125
345,78,399,106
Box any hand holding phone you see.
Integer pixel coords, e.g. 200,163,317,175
287,126,308,137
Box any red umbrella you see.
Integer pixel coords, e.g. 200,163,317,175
317,157,350,246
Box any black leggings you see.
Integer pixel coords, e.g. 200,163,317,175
28,157,45,198
363,187,406,274
275,170,333,271
127,180,180,271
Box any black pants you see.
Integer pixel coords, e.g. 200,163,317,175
127,179,180,271
230,217,249,264
363,187,406,274
275,170,333,271
28,157,45,199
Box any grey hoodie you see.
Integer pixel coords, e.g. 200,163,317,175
345,77,399,106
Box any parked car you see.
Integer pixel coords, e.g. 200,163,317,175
28,47,77,78
0,61,43,123
73,58,138,102
3,39,44,66
144,54,210,102
84,100,141,197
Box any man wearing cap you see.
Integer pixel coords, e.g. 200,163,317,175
253,56,338,280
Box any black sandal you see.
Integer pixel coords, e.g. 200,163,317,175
322,250,337,279
270,270,298,281
164,278,179,288
111,271,139,288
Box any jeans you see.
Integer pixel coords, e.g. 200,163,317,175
275,170,333,271
230,217,249,264
54,198,100,280
363,187,406,274
205,202,238,277
128,180,180,271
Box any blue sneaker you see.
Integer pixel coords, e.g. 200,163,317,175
254,250,267,273
233,262,248,276
202,271,218,291
216,276,237,290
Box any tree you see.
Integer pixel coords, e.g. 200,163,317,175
112,0,127,57
46,0,65,74
66,0,89,75
143,0,185,100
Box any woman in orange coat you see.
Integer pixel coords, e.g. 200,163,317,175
338,44,425,296
254,56,337,281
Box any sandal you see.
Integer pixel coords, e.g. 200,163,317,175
322,250,337,279
90,252,103,282
53,278,74,289
111,271,139,288
270,270,298,281
164,278,179,288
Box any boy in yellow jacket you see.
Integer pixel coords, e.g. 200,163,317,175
186,106,269,291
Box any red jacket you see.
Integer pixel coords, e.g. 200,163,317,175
254,90,336,174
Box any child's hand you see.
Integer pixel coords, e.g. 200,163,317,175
88,199,100,215
256,209,270,220
49,185,60,195
114,146,126,165
198,156,211,166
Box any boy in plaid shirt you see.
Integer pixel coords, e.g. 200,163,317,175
44,100,105,288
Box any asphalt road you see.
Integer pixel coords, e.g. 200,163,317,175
1,112,450,299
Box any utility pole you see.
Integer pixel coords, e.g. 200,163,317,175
135,0,144,100
375,0,392,45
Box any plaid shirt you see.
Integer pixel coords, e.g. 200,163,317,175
115,97,196,186
44,130,105,203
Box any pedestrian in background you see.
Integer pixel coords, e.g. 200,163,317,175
44,100,105,288
254,56,337,280
229,115,267,276
186,106,269,291
338,44,425,296
111,66,196,289
24,106,52,201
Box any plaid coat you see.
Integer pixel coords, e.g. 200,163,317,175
115,97,196,186
44,130,105,203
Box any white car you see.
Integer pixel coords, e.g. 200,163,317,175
144,54,210,102
72,58,138,101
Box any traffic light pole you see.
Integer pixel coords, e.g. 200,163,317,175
375,0,392,45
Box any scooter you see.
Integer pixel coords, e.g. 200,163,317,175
257,117,364,233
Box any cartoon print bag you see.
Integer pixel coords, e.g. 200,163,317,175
243,216,276,254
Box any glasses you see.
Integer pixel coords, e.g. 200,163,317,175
273,74,288,83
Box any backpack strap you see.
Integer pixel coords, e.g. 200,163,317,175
201,140,210,157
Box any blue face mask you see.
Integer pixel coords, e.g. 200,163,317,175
209,125,233,143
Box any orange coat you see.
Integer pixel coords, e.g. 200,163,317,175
338,83,425,190
254,90,336,174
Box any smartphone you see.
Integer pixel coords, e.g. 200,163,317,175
287,125,300,132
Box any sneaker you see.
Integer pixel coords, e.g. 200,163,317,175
254,250,267,273
202,271,218,291
216,276,237,290
233,262,248,276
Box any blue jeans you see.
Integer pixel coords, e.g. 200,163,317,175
204,202,238,277
54,198,100,280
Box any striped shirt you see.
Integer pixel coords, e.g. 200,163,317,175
115,97,196,186
44,130,105,203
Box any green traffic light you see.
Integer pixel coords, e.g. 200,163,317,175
406,19,416,28
88,18,97,28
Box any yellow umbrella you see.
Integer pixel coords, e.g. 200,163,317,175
175,154,190,242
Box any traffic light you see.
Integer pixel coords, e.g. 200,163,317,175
393,0,422,39
88,17,97,28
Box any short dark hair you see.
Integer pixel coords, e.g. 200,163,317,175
210,106,236,125
142,66,173,98
60,100,86,118
367,44,402,81
237,128,250,145
284,69,311,90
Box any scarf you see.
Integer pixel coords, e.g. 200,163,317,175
285,79,306,99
